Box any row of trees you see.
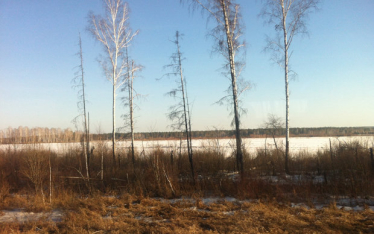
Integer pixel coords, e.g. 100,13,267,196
3,126,373,145
66,0,318,179
2,0,320,177
124,127,374,139
82,0,251,179
0,127,85,144
177,0,319,175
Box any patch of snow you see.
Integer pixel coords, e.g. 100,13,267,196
291,203,310,210
0,209,63,223
290,196,374,212
224,197,237,203
156,196,241,205
222,211,235,216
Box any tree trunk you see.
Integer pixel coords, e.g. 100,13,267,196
129,62,135,166
186,87,194,182
176,32,195,183
101,150,104,181
329,138,334,170
78,34,90,181
222,1,243,176
101,149,104,181
84,113,90,180
49,153,52,203
282,2,290,175
272,133,279,152
112,80,116,166
370,148,374,175
87,114,90,162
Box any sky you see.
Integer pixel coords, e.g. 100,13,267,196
0,0,373,134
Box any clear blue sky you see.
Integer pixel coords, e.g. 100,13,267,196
0,0,373,133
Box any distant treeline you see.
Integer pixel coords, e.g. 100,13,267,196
96,127,374,141
1,126,373,144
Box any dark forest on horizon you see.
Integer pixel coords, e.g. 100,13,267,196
1,126,373,144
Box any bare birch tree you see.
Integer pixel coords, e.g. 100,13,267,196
260,0,319,174
182,0,247,176
72,33,90,181
162,31,195,182
88,0,138,165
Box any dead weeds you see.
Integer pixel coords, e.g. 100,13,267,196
7,195,374,233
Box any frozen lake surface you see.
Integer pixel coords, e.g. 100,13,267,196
1,136,373,157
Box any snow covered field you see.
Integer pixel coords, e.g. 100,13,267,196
1,136,373,157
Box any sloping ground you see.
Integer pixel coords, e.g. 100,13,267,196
1,196,374,233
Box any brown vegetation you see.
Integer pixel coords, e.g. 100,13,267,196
0,139,374,232
0,194,373,233
0,140,374,198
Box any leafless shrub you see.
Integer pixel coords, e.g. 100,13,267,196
20,150,50,204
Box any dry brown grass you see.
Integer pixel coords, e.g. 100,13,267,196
1,140,374,232
1,194,374,233
1,140,374,200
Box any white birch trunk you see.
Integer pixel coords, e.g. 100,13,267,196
88,1,138,167
281,1,290,174
221,1,243,175
112,79,116,166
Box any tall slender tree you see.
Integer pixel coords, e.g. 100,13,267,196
260,0,319,174
182,0,247,176
88,0,138,165
120,19,142,167
121,58,142,167
127,61,135,166
72,33,90,180
163,31,194,182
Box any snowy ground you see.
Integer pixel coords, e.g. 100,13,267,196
0,136,373,157
0,209,63,223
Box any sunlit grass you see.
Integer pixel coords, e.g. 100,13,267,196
0,140,374,232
